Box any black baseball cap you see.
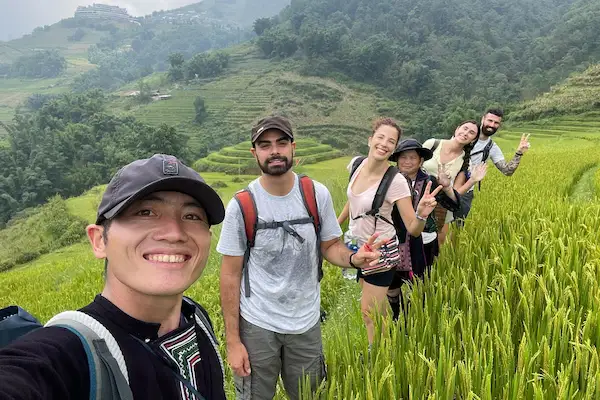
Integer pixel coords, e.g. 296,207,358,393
389,139,433,161
251,116,294,143
96,154,225,225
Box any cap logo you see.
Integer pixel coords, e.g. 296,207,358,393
163,159,179,175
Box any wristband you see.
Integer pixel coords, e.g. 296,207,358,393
416,213,427,222
516,151,523,156
349,252,359,269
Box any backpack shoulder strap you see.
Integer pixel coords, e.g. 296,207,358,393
233,188,258,298
46,311,133,400
349,156,366,182
430,139,441,153
297,175,320,233
481,140,494,162
369,166,399,214
297,174,324,281
233,189,258,247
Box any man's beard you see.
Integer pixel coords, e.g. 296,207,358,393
482,125,498,136
258,155,293,176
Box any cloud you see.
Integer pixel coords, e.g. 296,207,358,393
0,0,201,41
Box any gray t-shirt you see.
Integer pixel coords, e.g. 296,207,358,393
216,174,342,334
467,138,505,192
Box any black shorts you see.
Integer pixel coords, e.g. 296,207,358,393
388,239,440,290
357,268,395,287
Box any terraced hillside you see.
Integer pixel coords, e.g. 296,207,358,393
194,138,343,174
511,64,600,121
0,25,111,63
126,43,381,158
0,23,108,140
501,113,600,145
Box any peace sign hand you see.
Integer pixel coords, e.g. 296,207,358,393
416,180,442,219
517,133,531,154
352,233,389,268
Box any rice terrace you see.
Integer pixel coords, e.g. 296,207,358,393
2,0,600,398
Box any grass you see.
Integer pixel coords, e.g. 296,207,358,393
3,116,600,398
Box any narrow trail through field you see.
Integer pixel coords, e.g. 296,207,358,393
570,164,598,202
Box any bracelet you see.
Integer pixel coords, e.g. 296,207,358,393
349,252,359,269
415,212,427,222
516,151,523,156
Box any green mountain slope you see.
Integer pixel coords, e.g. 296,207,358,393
119,44,380,159
509,64,600,121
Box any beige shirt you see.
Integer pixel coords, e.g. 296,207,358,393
422,139,465,181
346,158,411,246
422,139,465,223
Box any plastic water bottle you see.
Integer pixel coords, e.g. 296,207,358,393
342,230,358,280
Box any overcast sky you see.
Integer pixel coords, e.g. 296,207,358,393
0,0,200,41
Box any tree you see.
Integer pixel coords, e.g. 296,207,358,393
67,28,86,42
168,53,185,81
135,80,153,104
253,18,273,36
184,52,230,79
10,50,66,78
194,97,208,124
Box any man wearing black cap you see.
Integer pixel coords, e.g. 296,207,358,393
0,154,227,399
218,116,383,400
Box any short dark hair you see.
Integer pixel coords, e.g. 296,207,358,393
101,219,112,276
101,219,112,244
485,108,504,118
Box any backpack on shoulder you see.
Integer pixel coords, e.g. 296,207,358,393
234,174,322,298
349,156,398,226
348,157,411,273
0,298,220,400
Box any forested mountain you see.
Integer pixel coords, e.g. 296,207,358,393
2,0,600,227
254,0,600,135
0,91,189,226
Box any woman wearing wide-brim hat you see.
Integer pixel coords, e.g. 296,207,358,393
386,138,461,322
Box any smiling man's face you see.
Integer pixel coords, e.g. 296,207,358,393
88,191,212,296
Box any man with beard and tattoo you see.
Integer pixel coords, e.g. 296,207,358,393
217,115,385,400
453,108,531,222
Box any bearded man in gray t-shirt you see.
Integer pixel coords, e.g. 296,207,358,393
218,115,383,400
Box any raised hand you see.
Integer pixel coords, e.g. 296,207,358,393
352,232,388,268
437,164,452,188
416,180,442,218
517,133,531,154
470,163,488,182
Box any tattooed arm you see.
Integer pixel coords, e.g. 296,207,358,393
494,152,523,176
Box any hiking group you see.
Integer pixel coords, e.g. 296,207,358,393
0,110,530,400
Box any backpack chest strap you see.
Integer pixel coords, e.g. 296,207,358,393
256,217,314,243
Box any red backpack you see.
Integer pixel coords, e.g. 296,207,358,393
234,174,322,298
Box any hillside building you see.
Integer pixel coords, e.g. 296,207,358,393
74,4,131,21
